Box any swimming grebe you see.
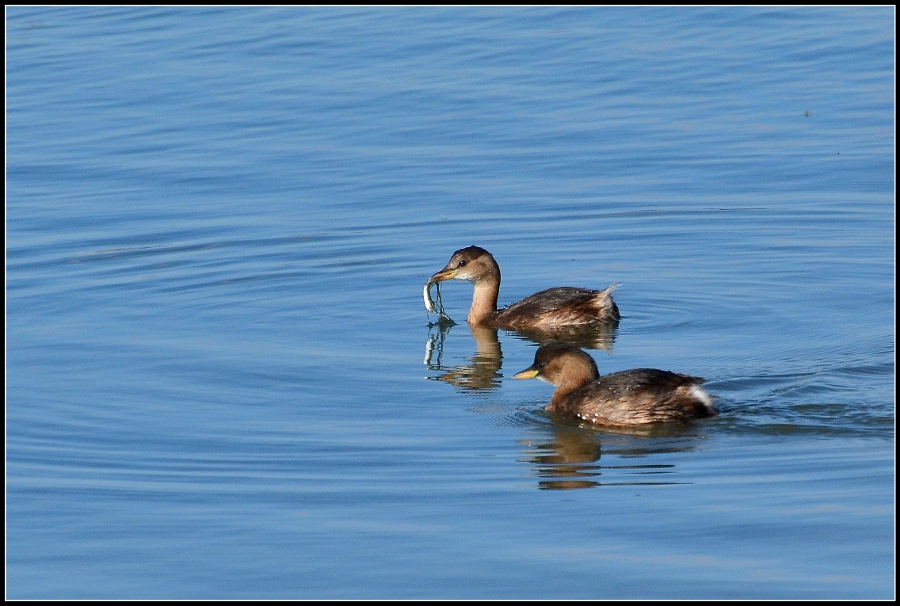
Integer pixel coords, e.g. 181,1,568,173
514,341,718,426
426,246,619,329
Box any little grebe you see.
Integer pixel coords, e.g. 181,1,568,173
514,341,718,426
426,246,619,329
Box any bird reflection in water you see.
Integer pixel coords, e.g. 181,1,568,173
520,425,603,490
520,421,703,490
423,316,619,391
424,323,503,391
511,321,619,352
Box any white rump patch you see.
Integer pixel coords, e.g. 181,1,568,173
691,385,716,412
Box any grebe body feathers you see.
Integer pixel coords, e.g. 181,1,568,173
427,246,619,329
514,341,718,426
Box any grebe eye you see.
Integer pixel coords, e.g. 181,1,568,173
457,259,467,267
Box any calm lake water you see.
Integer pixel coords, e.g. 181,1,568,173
6,6,894,599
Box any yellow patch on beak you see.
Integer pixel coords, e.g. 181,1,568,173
513,368,539,380
429,268,457,283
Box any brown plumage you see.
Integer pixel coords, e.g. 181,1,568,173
427,246,619,329
514,341,718,426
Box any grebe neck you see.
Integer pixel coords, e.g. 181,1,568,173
546,361,597,413
467,273,500,326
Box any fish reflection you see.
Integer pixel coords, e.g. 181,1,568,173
424,323,503,391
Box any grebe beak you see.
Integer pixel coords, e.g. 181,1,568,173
428,267,457,283
513,367,540,380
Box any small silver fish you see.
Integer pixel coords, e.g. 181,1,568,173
423,278,453,323
424,279,437,313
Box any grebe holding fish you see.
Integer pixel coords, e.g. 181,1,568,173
425,246,619,329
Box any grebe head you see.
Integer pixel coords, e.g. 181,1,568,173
513,341,599,387
429,246,500,285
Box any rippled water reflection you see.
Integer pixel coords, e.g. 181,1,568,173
7,6,893,600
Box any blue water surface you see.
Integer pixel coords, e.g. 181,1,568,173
6,6,894,599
